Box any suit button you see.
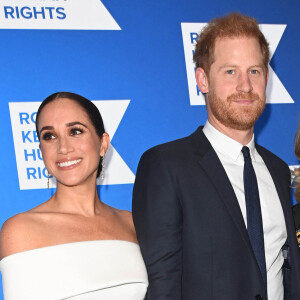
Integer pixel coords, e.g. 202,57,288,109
255,295,263,300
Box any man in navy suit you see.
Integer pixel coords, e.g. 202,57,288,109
133,12,300,300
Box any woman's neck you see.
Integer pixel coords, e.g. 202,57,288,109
48,179,103,217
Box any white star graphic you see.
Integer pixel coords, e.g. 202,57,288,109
93,100,135,186
260,25,293,103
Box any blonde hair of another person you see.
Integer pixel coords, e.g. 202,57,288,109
293,121,300,201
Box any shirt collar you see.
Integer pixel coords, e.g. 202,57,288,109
203,121,256,162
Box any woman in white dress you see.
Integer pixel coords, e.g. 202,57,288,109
0,92,148,300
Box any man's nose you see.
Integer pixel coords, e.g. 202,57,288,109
236,73,253,93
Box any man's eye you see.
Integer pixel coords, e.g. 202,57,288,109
42,132,55,140
226,70,234,75
70,128,83,136
250,69,259,75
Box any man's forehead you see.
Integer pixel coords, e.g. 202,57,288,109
213,37,263,58
208,36,266,74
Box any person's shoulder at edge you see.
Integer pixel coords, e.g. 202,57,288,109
140,126,203,160
0,211,36,260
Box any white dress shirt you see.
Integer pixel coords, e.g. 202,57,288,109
203,121,287,300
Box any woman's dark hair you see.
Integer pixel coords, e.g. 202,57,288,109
36,92,105,177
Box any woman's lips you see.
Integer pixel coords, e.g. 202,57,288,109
57,158,82,168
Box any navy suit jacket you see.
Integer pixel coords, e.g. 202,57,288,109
133,127,300,300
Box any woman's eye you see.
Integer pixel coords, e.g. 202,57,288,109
70,128,83,136
42,132,55,140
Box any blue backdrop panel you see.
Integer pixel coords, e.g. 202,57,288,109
0,0,300,298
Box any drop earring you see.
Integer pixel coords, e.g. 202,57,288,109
100,156,105,179
47,171,50,189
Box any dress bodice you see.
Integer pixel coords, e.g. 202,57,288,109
0,240,148,300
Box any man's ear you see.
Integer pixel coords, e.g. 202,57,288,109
100,133,110,157
195,67,209,93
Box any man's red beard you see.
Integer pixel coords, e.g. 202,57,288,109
207,91,266,130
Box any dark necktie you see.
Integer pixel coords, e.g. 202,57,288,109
242,146,267,298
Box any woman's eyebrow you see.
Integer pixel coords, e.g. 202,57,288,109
66,121,88,128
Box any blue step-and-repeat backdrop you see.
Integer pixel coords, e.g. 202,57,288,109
0,0,300,297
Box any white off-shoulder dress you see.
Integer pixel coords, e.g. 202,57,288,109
0,240,148,300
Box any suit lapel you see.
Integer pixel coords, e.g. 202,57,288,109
256,145,293,240
189,127,252,250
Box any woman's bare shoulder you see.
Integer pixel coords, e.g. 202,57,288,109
112,208,138,242
0,211,43,259
118,209,134,224
109,207,133,224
